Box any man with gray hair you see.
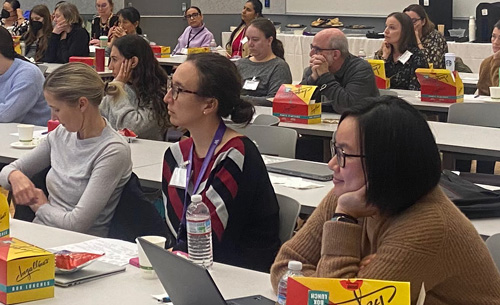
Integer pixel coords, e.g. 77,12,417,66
301,28,379,113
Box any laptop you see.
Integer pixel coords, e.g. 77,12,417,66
138,238,275,305
55,261,126,287
266,160,333,181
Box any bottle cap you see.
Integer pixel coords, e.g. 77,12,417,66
191,194,202,202
288,260,302,271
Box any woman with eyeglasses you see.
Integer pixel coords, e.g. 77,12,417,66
20,4,52,62
226,0,263,59
403,4,448,69
271,96,500,304
162,53,280,272
236,17,291,106
1,0,27,36
374,12,427,90
100,34,168,141
89,0,118,46
172,6,214,55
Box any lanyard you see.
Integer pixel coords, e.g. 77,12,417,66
186,26,205,48
180,120,226,226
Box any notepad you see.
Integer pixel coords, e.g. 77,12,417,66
266,160,333,181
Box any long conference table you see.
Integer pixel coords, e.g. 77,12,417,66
9,219,275,304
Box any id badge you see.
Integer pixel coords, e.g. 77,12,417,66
180,47,188,55
170,167,187,189
243,78,260,90
241,36,248,45
398,50,413,64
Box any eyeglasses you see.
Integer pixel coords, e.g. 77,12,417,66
410,18,422,24
167,79,201,100
96,3,108,9
310,44,338,54
184,13,200,20
330,139,365,168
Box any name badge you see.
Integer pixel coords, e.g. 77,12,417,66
398,50,413,65
241,36,248,45
243,77,259,91
170,166,187,189
180,47,188,55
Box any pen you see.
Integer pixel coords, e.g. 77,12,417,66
41,131,49,135
474,94,480,98
160,296,171,303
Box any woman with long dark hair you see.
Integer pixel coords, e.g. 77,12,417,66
20,4,52,62
225,0,263,58
374,12,427,90
236,17,291,106
100,34,169,141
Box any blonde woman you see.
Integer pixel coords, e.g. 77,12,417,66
0,62,132,237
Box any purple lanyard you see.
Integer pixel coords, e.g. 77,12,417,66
180,120,226,225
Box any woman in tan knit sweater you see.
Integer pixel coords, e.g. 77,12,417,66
270,96,500,304
478,20,500,96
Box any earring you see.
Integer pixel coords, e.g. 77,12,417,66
203,111,207,115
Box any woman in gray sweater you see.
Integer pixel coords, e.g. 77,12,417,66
0,63,132,237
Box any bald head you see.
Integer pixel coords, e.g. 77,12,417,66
314,28,349,58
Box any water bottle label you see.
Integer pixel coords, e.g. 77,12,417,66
308,290,329,305
187,219,211,234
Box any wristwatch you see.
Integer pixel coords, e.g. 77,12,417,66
331,213,358,224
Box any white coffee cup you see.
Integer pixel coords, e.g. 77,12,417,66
99,35,108,48
17,124,34,143
135,235,166,279
490,87,500,99
445,53,456,72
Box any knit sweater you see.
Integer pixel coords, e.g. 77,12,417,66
270,187,500,304
478,54,500,96
0,121,132,237
0,58,50,125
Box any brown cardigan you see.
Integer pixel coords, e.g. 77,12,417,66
270,187,500,304
478,54,500,96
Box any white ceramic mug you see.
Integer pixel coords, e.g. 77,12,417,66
490,87,500,99
17,124,34,143
445,53,456,72
135,236,166,279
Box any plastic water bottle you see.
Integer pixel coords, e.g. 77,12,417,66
186,194,213,268
358,48,366,59
277,261,303,305
209,39,217,52
469,16,476,42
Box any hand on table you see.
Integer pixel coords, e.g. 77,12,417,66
309,54,329,80
8,170,37,205
335,185,378,219
90,39,100,46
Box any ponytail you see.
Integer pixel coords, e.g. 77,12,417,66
272,39,285,60
231,98,255,125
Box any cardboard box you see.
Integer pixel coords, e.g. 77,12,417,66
0,189,8,238
416,68,464,103
273,84,321,124
187,47,210,54
151,46,171,58
0,238,54,304
368,59,390,89
12,36,21,55
69,56,95,68
287,277,411,305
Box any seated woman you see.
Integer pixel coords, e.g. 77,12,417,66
225,0,263,58
100,34,168,141
20,4,52,62
404,4,448,69
0,27,50,125
374,12,427,90
236,18,292,106
478,20,500,96
172,6,213,55
44,2,89,63
0,62,132,237
271,96,500,303
162,53,280,272
90,0,118,46
106,7,144,56
1,0,28,36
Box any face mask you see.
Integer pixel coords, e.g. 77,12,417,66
1,9,10,19
31,21,43,33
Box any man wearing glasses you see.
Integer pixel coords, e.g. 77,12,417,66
172,6,214,55
301,29,379,113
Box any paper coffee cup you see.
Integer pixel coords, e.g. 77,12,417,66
490,87,500,99
17,124,34,143
437,24,445,36
136,236,166,279
445,53,455,72
99,36,108,48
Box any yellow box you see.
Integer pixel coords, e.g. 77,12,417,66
0,238,54,304
0,189,8,238
273,84,321,124
12,36,21,55
416,67,464,103
151,46,171,58
367,59,390,89
288,277,410,305
187,47,210,54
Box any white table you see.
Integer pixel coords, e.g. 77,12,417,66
9,219,276,304
42,63,113,78
223,32,491,83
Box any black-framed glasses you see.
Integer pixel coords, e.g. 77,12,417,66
330,140,365,168
184,13,200,20
167,79,201,100
410,18,422,24
310,44,338,54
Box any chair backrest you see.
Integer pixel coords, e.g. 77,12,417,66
232,125,297,158
378,89,398,96
486,233,500,271
448,103,500,128
252,114,280,126
276,194,301,244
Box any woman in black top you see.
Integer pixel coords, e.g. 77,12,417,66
44,2,89,63
375,12,427,90
20,4,52,62
90,0,117,45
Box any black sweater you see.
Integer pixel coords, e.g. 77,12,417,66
44,25,89,63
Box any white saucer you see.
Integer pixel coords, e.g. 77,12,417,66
10,141,37,149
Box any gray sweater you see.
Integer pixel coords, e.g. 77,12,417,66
0,122,132,237
236,57,292,106
100,84,166,141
